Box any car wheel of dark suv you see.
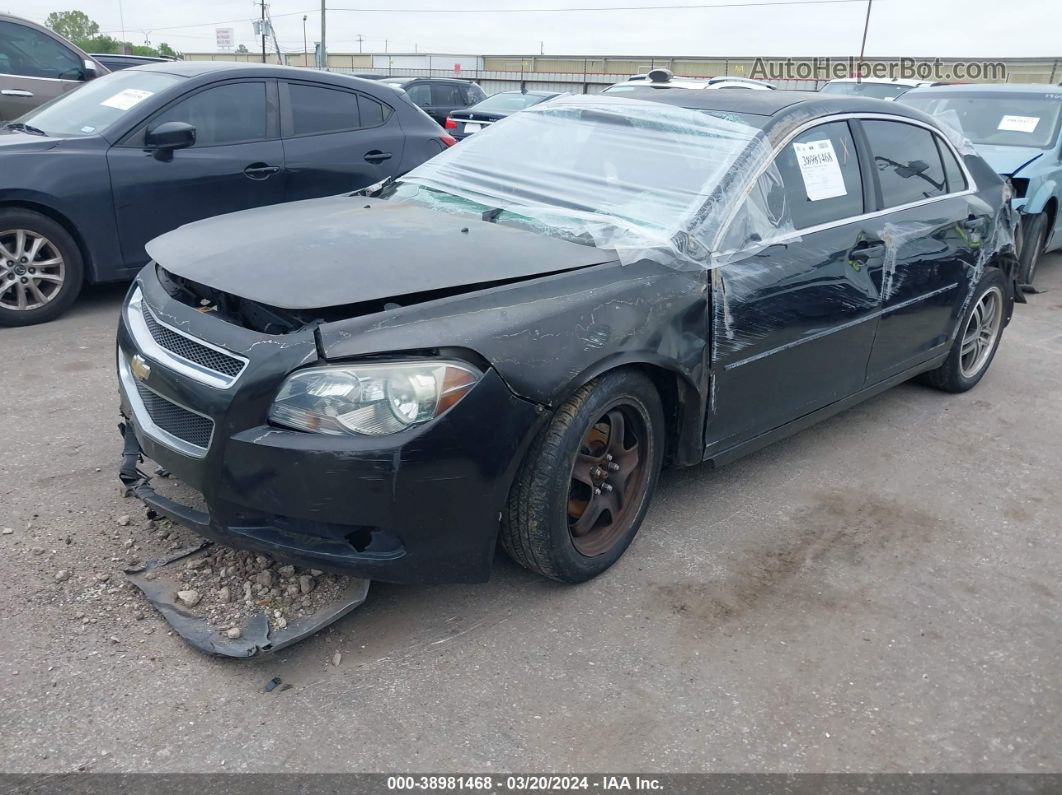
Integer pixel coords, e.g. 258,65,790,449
919,267,1007,394
0,209,84,327
502,369,665,583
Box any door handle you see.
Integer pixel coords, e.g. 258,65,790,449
1,89,34,97
847,239,884,271
364,150,392,164
243,163,280,180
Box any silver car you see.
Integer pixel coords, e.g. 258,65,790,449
0,13,108,121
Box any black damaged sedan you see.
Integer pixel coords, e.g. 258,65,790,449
117,90,1019,585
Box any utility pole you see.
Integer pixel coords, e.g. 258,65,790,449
302,15,308,66
356,34,363,53
259,0,267,63
856,0,873,83
320,0,327,69
539,41,544,55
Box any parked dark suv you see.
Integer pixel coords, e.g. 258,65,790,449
381,77,486,124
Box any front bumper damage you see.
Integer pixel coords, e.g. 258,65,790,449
117,269,546,591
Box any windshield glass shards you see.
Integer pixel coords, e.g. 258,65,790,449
391,95,771,266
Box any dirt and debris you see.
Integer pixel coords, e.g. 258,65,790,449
164,545,353,636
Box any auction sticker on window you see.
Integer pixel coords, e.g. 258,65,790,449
100,88,154,111
997,115,1040,133
793,138,846,201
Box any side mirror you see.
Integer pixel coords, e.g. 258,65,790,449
145,121,196,160
82,59,98,80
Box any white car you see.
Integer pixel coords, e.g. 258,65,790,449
604,68,775,94
819,78,939,101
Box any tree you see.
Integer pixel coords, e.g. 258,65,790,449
157,42,182,59
44,10,99,42
235,44,249,54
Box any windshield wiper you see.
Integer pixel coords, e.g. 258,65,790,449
3,122,47,136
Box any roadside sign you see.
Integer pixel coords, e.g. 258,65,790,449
216,27,234,50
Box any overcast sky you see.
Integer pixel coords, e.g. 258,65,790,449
10,0,1060,58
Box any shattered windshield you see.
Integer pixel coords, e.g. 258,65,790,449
391,95,767,265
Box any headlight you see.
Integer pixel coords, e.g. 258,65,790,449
268,361,481,436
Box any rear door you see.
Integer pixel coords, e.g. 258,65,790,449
279,79,405,201
107,79,285,269
0,19,85,120
707,119,881,454
857,118,982,382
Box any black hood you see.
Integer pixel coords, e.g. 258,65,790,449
146,195,616,311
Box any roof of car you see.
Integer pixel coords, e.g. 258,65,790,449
903,83,1062,95
380,76,468,84
130,61,336,79
614,88,936,131
825,77,931,87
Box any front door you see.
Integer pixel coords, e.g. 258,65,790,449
107,79,286,269
707,119,881,454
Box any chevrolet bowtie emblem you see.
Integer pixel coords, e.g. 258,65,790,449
130,354,151,382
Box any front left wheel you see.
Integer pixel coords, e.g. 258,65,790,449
502,369,665,583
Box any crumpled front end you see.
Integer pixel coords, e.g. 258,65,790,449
117,265,546,584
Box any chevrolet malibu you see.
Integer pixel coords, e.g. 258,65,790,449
117,90,1019,585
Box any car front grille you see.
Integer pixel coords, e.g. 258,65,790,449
133,380,214,450
141,310,245,379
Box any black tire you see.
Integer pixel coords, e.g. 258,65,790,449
501,369,665,583
1017,212,1048,286
0,209,84,327
919,267,1008,394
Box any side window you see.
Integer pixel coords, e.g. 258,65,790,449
357,94,388,126
773,121,865,230
287,83,359,135
936,137,968,193
862,120,948,207
431,83,465,106
405,82,431,107
0,20,82,79
151,82,267,146
466,84,486,104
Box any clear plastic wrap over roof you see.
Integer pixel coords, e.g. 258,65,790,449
394,95,780,268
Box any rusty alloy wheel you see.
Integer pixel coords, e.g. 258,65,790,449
566,403,650,557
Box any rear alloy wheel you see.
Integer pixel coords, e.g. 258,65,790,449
502,369,664,583
0,210,84,327
919,267,1008,394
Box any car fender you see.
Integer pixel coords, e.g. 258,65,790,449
1023,178,1058,217
0,188,115,283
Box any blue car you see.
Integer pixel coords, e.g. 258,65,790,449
901,84,1062,285
0,61,453,326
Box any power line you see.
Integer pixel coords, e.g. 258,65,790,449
328,0,870,14
98,8,317,35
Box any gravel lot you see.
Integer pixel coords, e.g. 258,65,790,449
3,256,1062,773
